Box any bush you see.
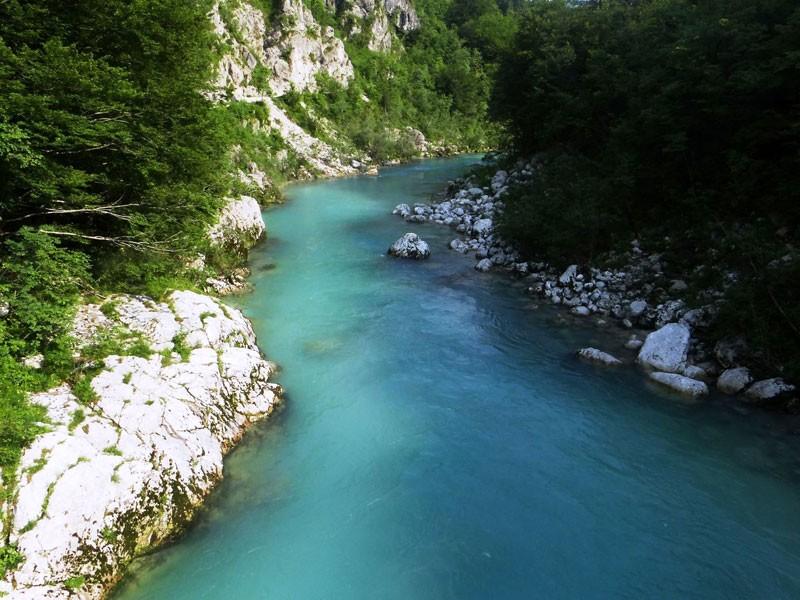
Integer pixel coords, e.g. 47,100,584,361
0,545,24,577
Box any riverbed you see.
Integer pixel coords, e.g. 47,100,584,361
114,156,800,599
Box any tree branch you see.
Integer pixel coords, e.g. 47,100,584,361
37,229,179,253
5,203,140,224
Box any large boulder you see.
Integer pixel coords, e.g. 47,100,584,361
558,264,578,285
637,323,691,373
649,372,709,398
387,233,430,259
716,367,753,395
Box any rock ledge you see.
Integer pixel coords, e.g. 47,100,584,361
1,291,281,599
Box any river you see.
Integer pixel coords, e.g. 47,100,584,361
114,156,800,599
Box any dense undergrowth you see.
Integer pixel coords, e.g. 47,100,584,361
491,0,800,380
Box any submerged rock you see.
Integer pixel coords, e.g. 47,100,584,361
649,372,709,398
577,347,622,366
388,232,430,259
637,323,691,374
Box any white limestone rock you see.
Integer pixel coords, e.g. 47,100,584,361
263,0,354,96
637,323,691,374
388,233,430,259
208,2,362,178
392,203,411,217
208,195,266,254
649,372,709,398
716,367,753,395
743,378,796,404
577,348,622,366
4,291,281,598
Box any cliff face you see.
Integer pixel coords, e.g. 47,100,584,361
210,0,428,185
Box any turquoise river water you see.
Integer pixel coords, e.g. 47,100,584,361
114,156,800,599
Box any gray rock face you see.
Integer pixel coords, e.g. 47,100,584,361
339,0,420,51
717,367,753,395
2,291,281,599
577,348,622,366
388,233,430,259
208,2,365,179
637,323,691,373
743,378,796,404
262,0,354,96
649,372,709,398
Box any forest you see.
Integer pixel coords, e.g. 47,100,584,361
491,0,800,381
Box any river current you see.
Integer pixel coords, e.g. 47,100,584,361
114,156,800,599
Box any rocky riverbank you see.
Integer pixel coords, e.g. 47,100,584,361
0,181,277,599
392,159,797,408
0,290,281,599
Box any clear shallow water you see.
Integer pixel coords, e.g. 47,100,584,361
115,156,800,599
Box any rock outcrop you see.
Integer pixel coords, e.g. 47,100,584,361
335,0,419,51
209,195,266,255
209,1,365,179
1,291,281,599
263,0,354,96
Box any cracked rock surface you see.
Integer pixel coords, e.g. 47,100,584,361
1,291,281,599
